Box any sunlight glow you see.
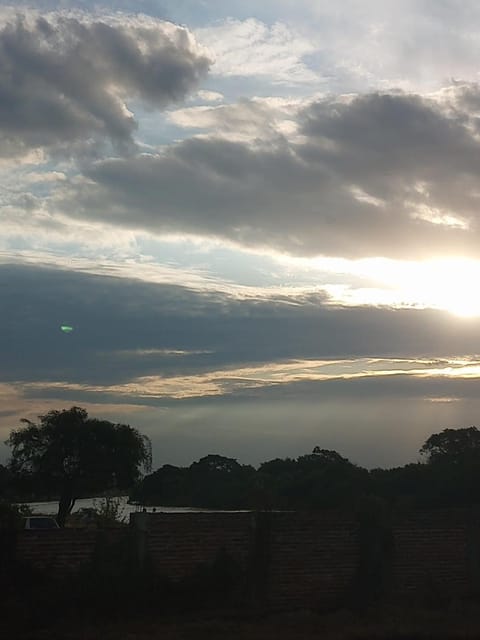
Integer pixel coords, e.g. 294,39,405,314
370,258,480,317
303,256,480,317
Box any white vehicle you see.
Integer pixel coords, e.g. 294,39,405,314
23,516,59,530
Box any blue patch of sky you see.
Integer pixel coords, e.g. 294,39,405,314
136,237,377,291
137,237,284,286
131,104,188,149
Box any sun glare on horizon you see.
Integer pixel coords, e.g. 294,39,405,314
405,259,480,317
303,256,480,317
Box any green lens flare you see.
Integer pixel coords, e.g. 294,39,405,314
61,325,74,333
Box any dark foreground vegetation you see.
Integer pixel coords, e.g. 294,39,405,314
132,427,480,509
1,407,151,525
4,570,480,640
7,607,480,640
3,407,480,517
4,408,480,638
134,425,480,511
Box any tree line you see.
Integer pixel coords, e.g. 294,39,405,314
3,407,480,523
131,429,480,510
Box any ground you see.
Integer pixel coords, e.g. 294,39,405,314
6,603,480,639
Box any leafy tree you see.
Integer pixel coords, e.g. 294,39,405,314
133,456,258,508
294,448,369,509
419,426,480,506
420,426,480,464
132,464,191,506
189,455,256,508
92,496,127,527
258,448,369,509
6,407,151,526
256,457,298,509
369,463,431,508
0,464,11,499
258,457,297,477
0,501,33,529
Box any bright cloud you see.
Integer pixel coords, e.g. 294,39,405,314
196,18,320,84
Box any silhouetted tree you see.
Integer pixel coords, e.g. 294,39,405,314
369,463,431,508
296,448,370,508
420,426,480,464
133,464,191,506
134,454,258,508
0,465,10,499
418,426,480,506
189,455,256,508
258,448,369,509
131,427,480,512
6,407,152,526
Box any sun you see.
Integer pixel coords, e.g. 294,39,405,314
402,259,480,318
289,255,480,317
358,256,480,317
319,256,480,317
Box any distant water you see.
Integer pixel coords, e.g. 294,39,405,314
23,496,247,516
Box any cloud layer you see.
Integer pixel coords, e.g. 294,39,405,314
45,85,480,259
2,262,480,389
5,9,480,262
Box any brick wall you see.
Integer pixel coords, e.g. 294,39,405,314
15,508,480,610
132,510,358,610
267,512,358,609
16,529,97,572
139,512,253,581
16,527,128,573
392,509,472,599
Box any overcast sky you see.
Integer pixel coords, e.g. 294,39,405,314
3,1,480,469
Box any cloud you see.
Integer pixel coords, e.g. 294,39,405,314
196,18,319,84
166,96,302,141
2,262,480,395
20,357,480,406
195,89,224,103
48,84,480,260
231,1,480,93
11,2,480,96
0,10,210,158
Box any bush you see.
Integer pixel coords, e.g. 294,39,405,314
0,501,32,529
92,496,127,526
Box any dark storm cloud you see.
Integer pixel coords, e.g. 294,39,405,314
2,262,480,387
0,12,209,157
57,86,480,259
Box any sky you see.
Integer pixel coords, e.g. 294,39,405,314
3,1,480,470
